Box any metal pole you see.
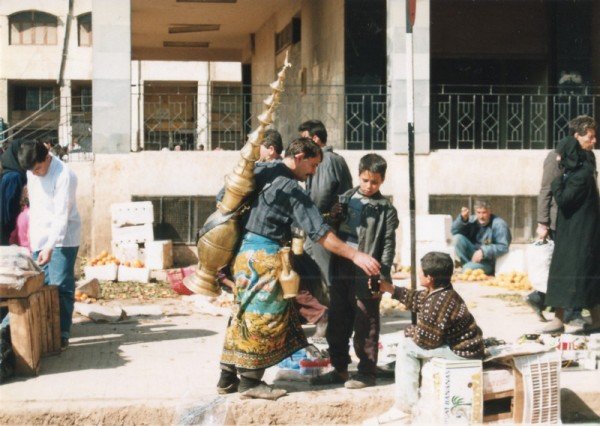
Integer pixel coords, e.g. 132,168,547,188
406,0,417,324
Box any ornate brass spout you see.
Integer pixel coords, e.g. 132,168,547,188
184,52,292,297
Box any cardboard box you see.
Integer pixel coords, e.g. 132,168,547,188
145,240,173,270
118,265,151,283
84,264,118,282
421,358,483,424
112,241,145,263
111,223,154,244
111,201,154,227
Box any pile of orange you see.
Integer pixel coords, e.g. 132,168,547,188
89,250,120,266
122,259,145,268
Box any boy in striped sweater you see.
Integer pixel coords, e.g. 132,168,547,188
376,251,484,423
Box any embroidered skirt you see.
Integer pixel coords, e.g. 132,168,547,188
220,232,307,370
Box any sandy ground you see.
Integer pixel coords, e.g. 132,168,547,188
0,281,599,425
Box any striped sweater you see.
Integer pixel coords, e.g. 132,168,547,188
392,284,485,359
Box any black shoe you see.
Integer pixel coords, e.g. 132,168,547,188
524,295,547,322
216,371,240,394
60,338,69,351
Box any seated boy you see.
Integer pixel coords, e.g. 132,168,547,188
377,252,484,422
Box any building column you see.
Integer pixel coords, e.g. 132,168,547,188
92,0,131,153
0,78,8,126
59,80,73,147
387,0,430,154
197,82,209,150
130,60,144,151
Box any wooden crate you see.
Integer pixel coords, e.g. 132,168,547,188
3,282,61,376
0,273,44,298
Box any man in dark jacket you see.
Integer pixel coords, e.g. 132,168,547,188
299,120,353,285
297,120,353,338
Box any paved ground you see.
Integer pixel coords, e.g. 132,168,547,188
0,281,599,425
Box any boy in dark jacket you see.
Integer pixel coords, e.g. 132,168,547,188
311,153,399,389
376,252,484,423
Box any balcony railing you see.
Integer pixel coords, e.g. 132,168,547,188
431,85,598,150
136,84,389,151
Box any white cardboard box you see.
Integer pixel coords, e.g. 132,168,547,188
118,266,151,283
84,264,118,282
420,358,483,424
112,223,154,244
401,214,453,244
145,240,173,270
112,241,145,263
111,201,154,227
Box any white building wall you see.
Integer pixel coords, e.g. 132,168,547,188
74,149,550,260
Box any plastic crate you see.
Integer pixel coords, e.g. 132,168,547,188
513,350,561,424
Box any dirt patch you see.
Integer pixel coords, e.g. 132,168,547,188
0,406,176,426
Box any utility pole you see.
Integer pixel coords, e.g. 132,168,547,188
406,0,417,324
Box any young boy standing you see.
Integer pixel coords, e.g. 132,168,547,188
377,252,485,422
311,153,399,389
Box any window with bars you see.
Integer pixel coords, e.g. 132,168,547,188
9,11,58,46
77,13,92,47
131,195,216,244
429,195,537,243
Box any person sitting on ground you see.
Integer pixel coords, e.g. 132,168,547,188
311,153,399,389
259,129,283,162
372,252,485,423
451,200,511,275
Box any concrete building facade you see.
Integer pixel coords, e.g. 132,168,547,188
2,0,599,263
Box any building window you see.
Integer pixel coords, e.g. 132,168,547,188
13,86,56,111
132,196,215,244
78,13,92,46
9,11,58,46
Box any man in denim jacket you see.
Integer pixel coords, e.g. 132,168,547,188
451,200,511,275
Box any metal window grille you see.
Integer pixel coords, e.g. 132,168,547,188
131,196,215,244
431,85,598,150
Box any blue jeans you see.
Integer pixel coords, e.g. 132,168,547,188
452,234,494,275
34,247,79,339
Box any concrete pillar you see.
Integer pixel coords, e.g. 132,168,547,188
92,0,131,153
59,80,73,148
387,0,430,154
197,82,209,150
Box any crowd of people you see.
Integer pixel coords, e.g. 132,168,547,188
0,115,598,423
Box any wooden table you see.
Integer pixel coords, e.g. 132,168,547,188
0,274,61,376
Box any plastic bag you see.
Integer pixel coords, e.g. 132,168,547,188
178,396,229,425
526,239,554,293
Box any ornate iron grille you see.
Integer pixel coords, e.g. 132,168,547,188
432,85,598,150
138,84,389,151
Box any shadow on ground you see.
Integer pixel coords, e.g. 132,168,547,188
6,320,217,380
561,388,600,423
